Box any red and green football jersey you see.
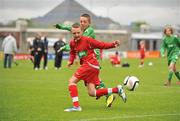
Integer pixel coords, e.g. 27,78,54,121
55,24,101,60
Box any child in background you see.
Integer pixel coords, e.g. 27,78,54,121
139,40,146,67
160,26,180,86
110,51,121,67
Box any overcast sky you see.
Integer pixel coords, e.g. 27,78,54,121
0,0,180,26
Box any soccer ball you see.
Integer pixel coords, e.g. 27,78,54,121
123,76,139,91
148,62,153,66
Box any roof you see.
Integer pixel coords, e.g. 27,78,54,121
131,32,163,40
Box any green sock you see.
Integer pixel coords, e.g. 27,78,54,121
175,71,180,81
168,71,173,81
96,81,106,89
98,81,111,97
99,81,106,88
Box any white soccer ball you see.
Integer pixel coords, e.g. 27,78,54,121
148,62,153,66
123,76,139,91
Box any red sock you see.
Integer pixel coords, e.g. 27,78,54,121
112,88,118,93
96,87,118,97
69,85,79,107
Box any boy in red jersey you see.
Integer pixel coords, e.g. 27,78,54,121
110,51,121,67
64,23,126,112
139,40,146,67
55,14,115,108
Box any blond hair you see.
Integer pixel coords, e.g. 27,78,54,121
163,25,174,35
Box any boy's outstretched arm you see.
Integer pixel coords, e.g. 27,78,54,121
54,24,72,31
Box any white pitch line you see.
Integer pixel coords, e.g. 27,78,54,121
71,113,180,121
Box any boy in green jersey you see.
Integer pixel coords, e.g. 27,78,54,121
160,26,180,86
54,14,118,107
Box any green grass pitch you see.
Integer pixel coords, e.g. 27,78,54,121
0,58,180,121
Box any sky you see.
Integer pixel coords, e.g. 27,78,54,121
0,0,180,27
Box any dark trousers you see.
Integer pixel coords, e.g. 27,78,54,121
34,53,43,69
43,53,48,69
4,54,13,68
54,53,63,68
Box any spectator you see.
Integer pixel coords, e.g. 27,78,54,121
53,36,66,70
33,33,44,70
42,35,49,70
27,40,34,64
2,33,17,68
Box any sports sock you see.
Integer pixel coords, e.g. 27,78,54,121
68,85,79,107
99,81,106,88
96,87,118,97
168,71,173,81
96,81,106,89
175,71,180,81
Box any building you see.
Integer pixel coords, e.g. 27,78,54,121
0,21,128,54
131,32,163,51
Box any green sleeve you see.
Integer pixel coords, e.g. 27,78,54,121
55,24,71,52
61,44,70,52
55,24,72,31
160,38,166,57
83,26,96,39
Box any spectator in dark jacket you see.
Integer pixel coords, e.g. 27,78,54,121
27,40,34,64
53,36,66,70
42,36,49,70
33,33,44,70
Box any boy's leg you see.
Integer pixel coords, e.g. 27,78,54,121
69,84,79,107
175,71,180,80
4,54,8,68
173,55,180,83
64,76,82,112
164,71,173,86
8,54,13,68
96,81,116,107
139,55,145,67
174,64,180,84
174,64,180,83
57,55,61,68
95,85,126,103
165,56,180,85
43,53,47,69
164,61,174,86
140,59,144,65
54,54,58,68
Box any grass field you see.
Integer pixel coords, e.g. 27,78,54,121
0,58,180,121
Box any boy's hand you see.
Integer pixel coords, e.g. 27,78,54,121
113,40,120,47
53,24,59,28
67,61,73,67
